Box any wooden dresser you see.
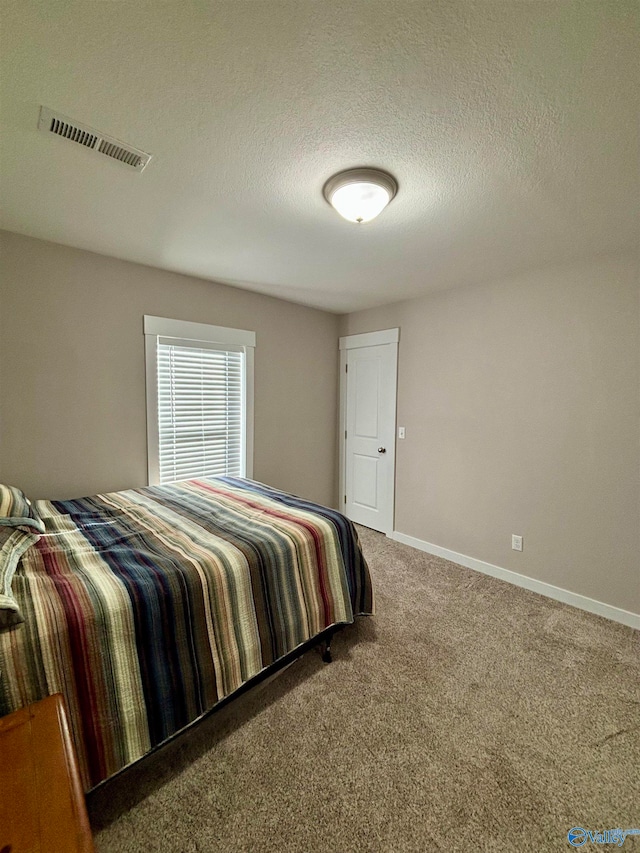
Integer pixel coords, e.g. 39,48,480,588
0,694,94,853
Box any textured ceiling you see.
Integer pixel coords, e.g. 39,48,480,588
1,1,638,313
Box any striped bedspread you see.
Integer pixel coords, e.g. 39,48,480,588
0,477,373,790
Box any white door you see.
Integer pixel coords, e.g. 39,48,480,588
340,330,398,535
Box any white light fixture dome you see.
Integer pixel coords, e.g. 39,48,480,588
323,168,398,223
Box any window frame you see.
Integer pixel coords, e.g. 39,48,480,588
144,315,255,486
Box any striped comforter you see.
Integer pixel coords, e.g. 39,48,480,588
0,477,373,790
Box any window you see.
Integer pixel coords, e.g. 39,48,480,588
144,316,255,485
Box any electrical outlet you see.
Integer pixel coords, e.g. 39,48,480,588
512,534,523,552
398,426,405,439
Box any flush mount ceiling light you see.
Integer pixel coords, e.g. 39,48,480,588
323,168,398,224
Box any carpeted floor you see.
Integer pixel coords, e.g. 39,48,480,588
89,527,640,852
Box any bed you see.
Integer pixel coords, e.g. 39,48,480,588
0,477,373,791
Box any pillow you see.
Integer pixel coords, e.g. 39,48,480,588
0,526,39,629
0,483,45,533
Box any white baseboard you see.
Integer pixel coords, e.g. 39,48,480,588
390,531,640,630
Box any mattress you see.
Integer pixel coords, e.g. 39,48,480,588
0,477,373,789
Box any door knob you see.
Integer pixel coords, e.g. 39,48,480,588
378,447,386,453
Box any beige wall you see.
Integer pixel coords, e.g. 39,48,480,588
340,255,640,614
0,231,340,506
2,230,638,613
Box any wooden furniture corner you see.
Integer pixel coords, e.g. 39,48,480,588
0,694,94,853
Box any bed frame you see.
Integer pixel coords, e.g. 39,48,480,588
88,623,342,792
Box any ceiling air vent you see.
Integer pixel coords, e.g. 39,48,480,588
38,107,152,172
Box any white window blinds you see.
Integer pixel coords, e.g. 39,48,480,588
157,339,245,484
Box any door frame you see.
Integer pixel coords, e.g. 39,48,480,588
338,328,400,536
